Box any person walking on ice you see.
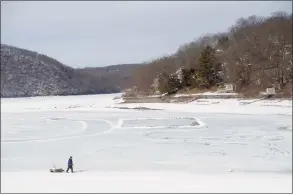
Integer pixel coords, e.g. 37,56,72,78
66,156,74,173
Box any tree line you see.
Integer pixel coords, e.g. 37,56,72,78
130,11,292,97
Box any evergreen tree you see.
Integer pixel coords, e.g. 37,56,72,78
167,74,181,93
181,68,192,87
181,67,198,88
197,46,217,87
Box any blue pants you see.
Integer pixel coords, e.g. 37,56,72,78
66,165,73,173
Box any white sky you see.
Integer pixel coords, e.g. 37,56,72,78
1,1,292,68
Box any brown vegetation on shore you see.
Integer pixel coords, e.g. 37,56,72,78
129,11,292,97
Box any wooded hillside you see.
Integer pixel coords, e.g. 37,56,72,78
131,11,292,97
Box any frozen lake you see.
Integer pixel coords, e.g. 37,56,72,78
1,94,292,192
2,105,292,173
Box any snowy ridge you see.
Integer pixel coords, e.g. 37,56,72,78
118,117,206,129
174,91,239,97
118,125,205,129
115,118,124,128
113,99,292,115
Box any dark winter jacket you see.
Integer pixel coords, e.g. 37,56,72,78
68,158,73,166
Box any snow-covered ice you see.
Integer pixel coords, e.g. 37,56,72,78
1,94,292,193
2,171,291,193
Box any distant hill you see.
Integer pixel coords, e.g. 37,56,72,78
1,44,139,97
76,64,140,90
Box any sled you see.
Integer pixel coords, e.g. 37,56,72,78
49,168,65,173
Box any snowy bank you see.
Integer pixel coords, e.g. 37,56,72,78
111,99,292,115
1,171,291,193
173,91,239,97
1,93,291,115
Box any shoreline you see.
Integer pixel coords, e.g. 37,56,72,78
121,97,293,105
1,93,291,115
122,93,291,104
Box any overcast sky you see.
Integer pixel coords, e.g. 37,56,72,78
1,1,292,68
